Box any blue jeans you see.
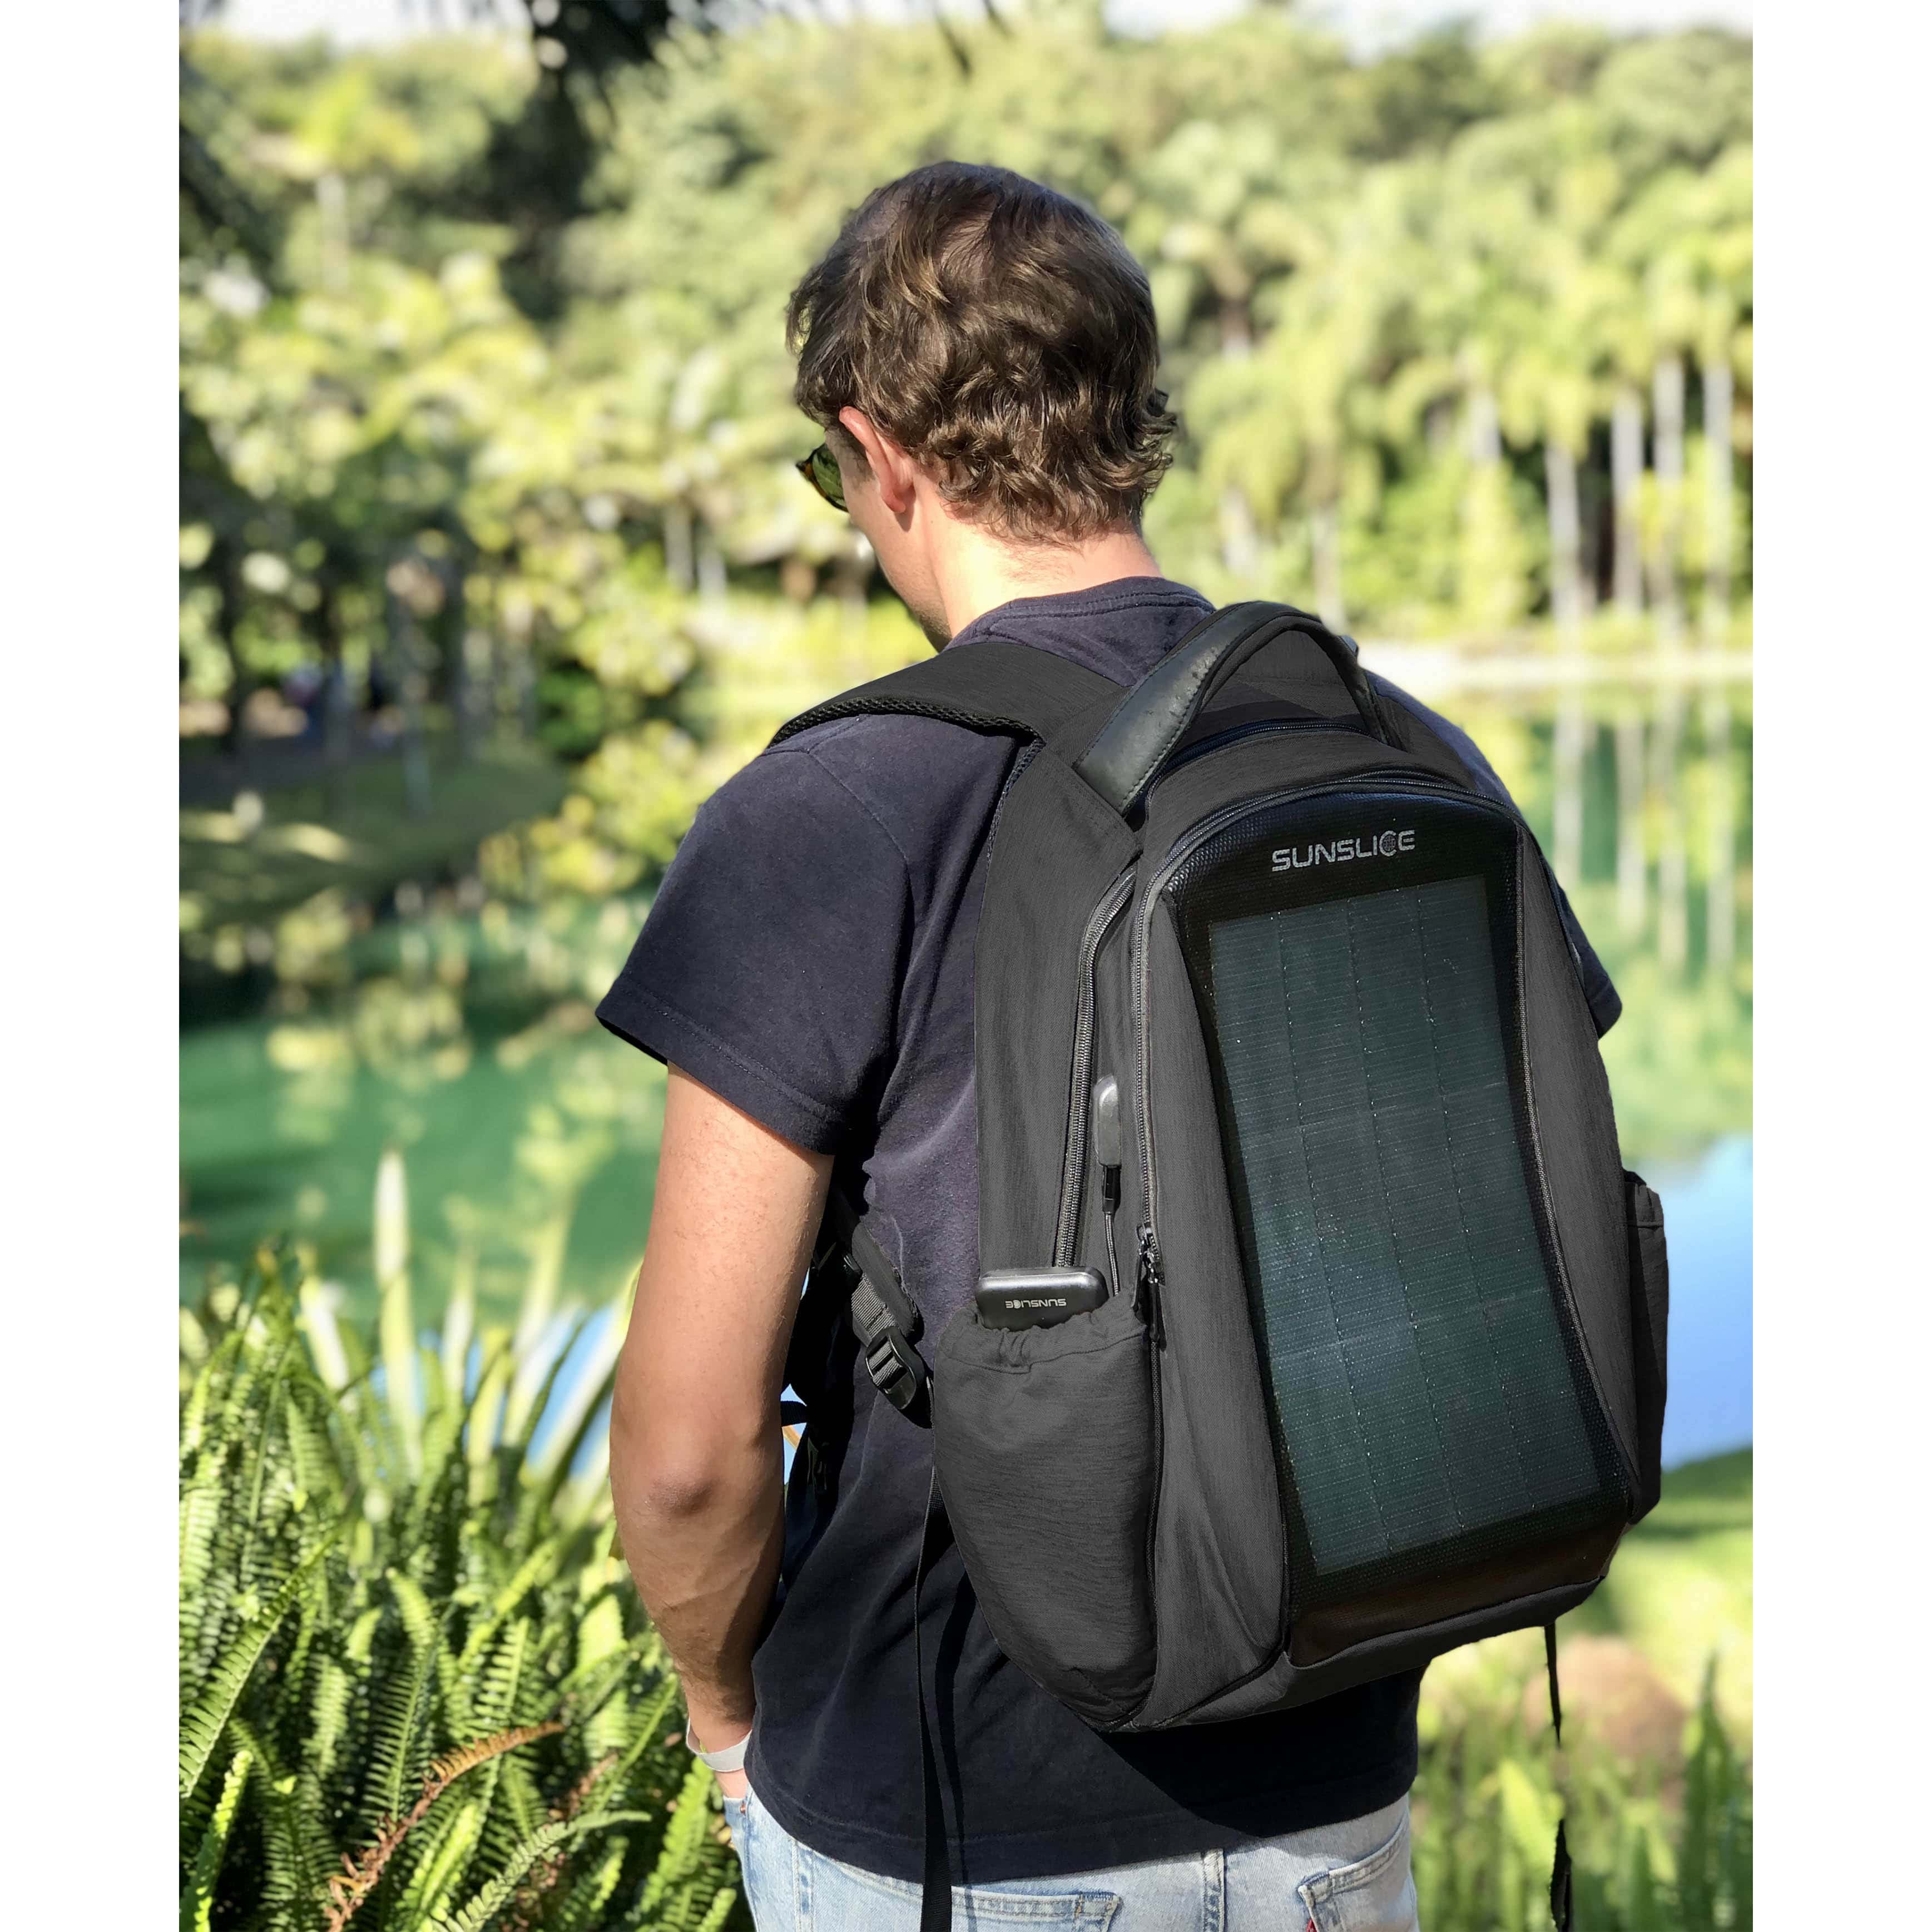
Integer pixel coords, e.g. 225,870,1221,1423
725,1785,1419,1931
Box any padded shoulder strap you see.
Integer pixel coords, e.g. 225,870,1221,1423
770,638,1122,750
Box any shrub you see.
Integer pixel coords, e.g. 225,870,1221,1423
178,1240,744,1931
1415,1651,1751,1930
180,1181,1748,1930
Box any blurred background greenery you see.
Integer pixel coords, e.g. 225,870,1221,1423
179,4,1750,1923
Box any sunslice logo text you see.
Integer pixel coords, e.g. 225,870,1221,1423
1271,828,1416,873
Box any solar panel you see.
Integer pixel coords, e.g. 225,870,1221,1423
1175,797,1621,1606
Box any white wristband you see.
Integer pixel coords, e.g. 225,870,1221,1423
685,1725,750,1775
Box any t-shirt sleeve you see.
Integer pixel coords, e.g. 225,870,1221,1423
595,743,911,1152
1378,681,1623,1038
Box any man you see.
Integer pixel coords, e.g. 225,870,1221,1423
602,162,1619,1930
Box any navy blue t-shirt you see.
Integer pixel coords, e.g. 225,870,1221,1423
597,578,1619,1884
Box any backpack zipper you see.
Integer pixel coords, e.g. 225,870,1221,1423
1051,865,1137,1266
1130,770,1497,1309
1146,715,1366,803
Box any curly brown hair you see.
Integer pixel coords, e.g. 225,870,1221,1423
786,162,1178,543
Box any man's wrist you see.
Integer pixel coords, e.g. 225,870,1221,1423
685,1716,753,1775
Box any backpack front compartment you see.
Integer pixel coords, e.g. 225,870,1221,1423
1114,776,1633,1726
937,742,1640,1733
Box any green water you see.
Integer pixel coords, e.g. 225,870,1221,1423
179,702,1750,1326
180,1009,665,1324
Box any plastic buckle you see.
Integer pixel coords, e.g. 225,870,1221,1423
863,1325,924,1414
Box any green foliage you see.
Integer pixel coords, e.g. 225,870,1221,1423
181,14,1751,899
178,1243,744,1931
1415,1659,1750,1931
184,1223,1753,1926
1566,1451,1754,1741
179,16,1753,1306
177,27,1750,1923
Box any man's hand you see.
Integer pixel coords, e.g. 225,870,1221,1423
610,1066,831,1794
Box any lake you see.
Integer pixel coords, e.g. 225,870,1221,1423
182,985,1751,1471
1648,1133,1753,1467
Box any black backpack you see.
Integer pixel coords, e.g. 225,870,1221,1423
776,601,1670,1924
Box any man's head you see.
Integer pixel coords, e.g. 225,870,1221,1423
786,161,1177,642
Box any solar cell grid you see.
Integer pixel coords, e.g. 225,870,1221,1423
1203,873,1602,1587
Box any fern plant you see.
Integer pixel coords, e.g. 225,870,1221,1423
179,1226,746,1932
182,1160,1748,1931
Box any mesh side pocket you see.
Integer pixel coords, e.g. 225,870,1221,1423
1624,1171,1670,1519
933,1292,1155,1727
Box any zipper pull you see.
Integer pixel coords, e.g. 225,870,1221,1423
1093,1075,1123,1299
1135,1223,1165,1346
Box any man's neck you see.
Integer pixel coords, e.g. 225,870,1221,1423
934,521,1164,640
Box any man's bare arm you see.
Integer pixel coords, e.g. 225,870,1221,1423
609,1066,830,1795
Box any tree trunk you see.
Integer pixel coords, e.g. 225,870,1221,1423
1611,386,1645,620
1614,705,1647,937
459,626,493,759
663,502,695,593
831,545,872,638
1459,387,1516,633
1218,299,1253,360
1545,440,1586,634
1648,356,1686,646
438,551,484,764
1310,499,1345,630
492,631,534,746
316,171,349,293
316,550,356,819
1702,356,1734,647
1701,356,1736,975
1220,485,1260,585
1545,440,1587,886
696,525,727,604
212,533,252,765
513,637,538,744
387,574,433,821
1466,387,1501,468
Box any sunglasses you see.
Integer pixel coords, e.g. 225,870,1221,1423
795,442,848,513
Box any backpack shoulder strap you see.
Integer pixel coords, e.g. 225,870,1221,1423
770,638,1122,751
772,643,1121,1440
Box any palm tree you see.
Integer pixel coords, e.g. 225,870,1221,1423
1681,145,1752,978
1599,276,1654,939
1611,383,1647,621
1499,199,1624,888
1613,152,1751,978
1260,257,1385,628
1651,347,1691,975
1128,117,1343,591
1499,326,1590,885
1417,129,1543,641
1700,326,1742,977
1612,170,1716,977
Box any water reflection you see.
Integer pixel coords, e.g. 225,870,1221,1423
1650,1135,1752,1467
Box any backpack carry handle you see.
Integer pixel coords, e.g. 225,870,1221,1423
1072,602,1396,816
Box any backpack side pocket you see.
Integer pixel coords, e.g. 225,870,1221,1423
933,1292,1156,1727
1624,1171,1670,1519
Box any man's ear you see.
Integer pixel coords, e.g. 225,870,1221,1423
837,408,919,520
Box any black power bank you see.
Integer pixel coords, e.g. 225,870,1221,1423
974,1267,1108,1331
